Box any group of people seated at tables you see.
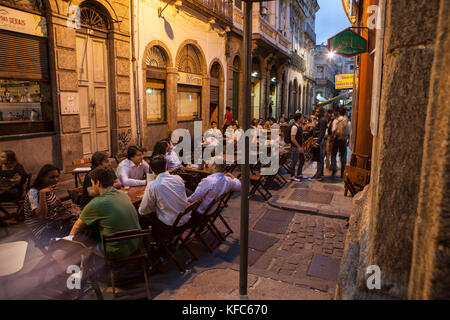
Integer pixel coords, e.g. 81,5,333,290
8,138,241,262
2,113,295,261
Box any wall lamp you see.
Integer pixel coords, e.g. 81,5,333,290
158,0,182,17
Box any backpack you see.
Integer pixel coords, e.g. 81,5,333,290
284,124,293,144
335,118,350,140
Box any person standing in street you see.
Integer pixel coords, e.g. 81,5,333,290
330,107,350,178
325,106,339,170
223,107,233,133
312,106,328,180
288,113,306,182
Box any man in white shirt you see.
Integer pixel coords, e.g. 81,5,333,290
203,121,222,148
226,121,242,145
117,146,149,186
138,155,190,242
187,162,241,215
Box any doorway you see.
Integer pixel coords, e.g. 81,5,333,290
76,33,110,157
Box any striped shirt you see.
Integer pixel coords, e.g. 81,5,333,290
24,188,60,243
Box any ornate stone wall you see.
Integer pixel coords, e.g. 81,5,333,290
336,0,449,300
45,0,133,167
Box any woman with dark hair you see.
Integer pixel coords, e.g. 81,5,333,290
79,151,121,208
152,141,169,157
0,150,26,202
24,164,75,246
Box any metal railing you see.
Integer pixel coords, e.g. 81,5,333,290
305,23,316,44
185,0,233,23
292,52,306,72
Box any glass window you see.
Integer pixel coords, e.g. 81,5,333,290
146,81,165,122
0,78,52,118
177,88,201,120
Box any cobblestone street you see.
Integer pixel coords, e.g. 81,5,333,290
146,164,352,300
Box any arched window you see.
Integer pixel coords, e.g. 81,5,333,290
79,1,111,30
146,46,168,69
177,44,202,75
145,45,170,122
176,44,204,120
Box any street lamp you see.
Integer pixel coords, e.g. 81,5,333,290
327,51,336,60
239,0,275,300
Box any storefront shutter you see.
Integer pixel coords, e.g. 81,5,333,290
0,30,49,80
210,86,219,104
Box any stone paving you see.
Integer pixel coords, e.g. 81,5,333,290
146,164,351,300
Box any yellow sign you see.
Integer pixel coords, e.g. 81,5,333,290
335,73,354,89
178,72,202,86
0,5,47,37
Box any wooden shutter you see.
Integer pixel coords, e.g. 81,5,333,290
0,30,49,80
210,86,219,104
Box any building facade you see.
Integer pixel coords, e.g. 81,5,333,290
286,0,319,117
0,0,134,177
133,0,233,148
314,44,338,102
0,0,305,178
249,0,291,121
336,0,450,300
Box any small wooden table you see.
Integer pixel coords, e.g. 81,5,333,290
123,186,146,205
64,165,91,188
181,166,211,177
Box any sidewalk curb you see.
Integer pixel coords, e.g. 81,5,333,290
268,196,350,221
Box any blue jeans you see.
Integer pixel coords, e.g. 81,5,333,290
290,147,305,177
331,139,348,175
315,139,326,177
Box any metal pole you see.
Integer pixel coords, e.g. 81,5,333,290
240,0,252,299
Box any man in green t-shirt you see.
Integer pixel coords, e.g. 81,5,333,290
70,168,142,259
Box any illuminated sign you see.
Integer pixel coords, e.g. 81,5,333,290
335,74,354,89
328,29,367,57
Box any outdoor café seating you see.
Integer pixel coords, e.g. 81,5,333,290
160,201,200,273
102,229,153,300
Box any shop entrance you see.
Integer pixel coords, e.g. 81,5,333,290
76,6,111,157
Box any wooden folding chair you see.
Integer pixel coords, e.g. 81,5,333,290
249,173,275,201
160,201,200,273
102,229,152,300
273,153,288,188
344,153,371,197
183,197,225,253
0,172,32,229
207,191,235,240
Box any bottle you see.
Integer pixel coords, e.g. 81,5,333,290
5,89,11,102
26,88,32,103
30,109,39,121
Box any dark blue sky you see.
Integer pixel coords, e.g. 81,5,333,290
315,0,351,45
